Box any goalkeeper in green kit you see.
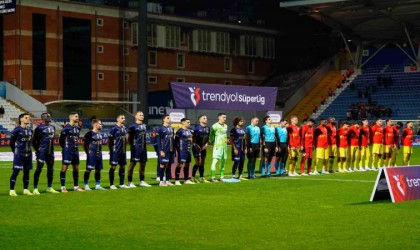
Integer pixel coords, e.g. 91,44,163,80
209,113,228,182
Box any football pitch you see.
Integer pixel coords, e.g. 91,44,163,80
0,146,419,249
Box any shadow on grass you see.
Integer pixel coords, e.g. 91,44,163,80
347,200,392,206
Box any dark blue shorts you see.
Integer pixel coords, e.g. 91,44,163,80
130,147,147,163
62,150,80,165
232,150,245,162
159,151,174,165
110,152,127,166
36,151,55,163
192,145,207,158
86,154,103,170
178,150,192,164
13,154,33,170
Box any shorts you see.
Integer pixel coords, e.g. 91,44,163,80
349,146,359,158
213,146,227,160
289,147,300,158
131,147,148,163
62,150,80,165
262,142,276,158
110,152,127,166
232,149,245,162
316,147,329,160
87,154,103,170
402,146,413,155
372,144,383,155
178,150,192,164
192,145,207,158
276,143,288,160
247,143,260,159
159,151,174,165
13,154,33,170
338,147,348,158
36,152,55,163
359,146,370,157
328,145,337,157
382,145,392,154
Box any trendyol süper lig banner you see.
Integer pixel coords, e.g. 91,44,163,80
170,82,277,111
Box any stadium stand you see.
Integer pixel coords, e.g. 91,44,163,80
0,97,25,133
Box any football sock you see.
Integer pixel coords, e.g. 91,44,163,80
192,164,199,178
175,166,181,180
10,169,20,190
274,161,280,175
199,165,204,178
280,162,285,174
95,171,100,183
211,170,216,178
165,166,171,181
109,168,115,185
72,171,79,187
232,161,239,176
23,170,30,189
84,171,90,185
251,162,256,176
60,171,66,187
128,174,133,183
33,161,43,188
247,161,252,178
183,166,189,181
238,161,244,176
140,174,145,182
47,166,53,188
220,159,225,177
307,159,312,173
118,168,125,185
300,159,305,173
159,167,164,182
265,161,270,175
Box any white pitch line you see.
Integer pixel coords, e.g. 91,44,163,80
279,177,375,183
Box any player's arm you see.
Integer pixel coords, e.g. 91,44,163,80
83,132,91,154
9,128,18,152
393,127,399,148
127,126,135,147
245,127,251,150
230,128,238,153
59,128,66,149
174,130,181,151
107,128,114,151
209,126,215,144
32,127,41,152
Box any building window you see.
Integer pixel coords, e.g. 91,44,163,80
165,25,180,49
32,13,46,90
216,32,230,54
124,74,129,81
147,23,157,47
131,22,138,46
96,18,103,26
97,45,104,53
261,37,275,59
98,72,104,80
149,51,157,66
123,21,129,29
177,53,185,68
180,30,186,43
148,76,157,84
248,60,255,73
225,81,232,85
224,57,232,72
241,35,256,57
194,29,211,52
177,78,185,82
124,48,129,56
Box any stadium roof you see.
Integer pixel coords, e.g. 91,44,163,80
280,0,420,43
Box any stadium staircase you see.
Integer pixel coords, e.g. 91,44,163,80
0,97,27,133
314,65,420,121
285,71,342,120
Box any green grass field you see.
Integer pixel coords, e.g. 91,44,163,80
0,146,419,249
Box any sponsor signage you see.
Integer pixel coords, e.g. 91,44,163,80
170,82,277,111
370,166,420,203
267,111,283,127
0,0,16,14
165,108,185,131
148,91,173,119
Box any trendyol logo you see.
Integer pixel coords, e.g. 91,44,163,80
189,87,201,106
392,174,407,196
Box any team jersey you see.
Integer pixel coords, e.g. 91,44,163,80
337,128,349,148
348,126,360,146
261,125,276,143
326,124,337,146
230,127,246,151
128,123,147,149
287,124,301,148
383,125,396,146
83,130,103,155
108,125,127,154
371,124,384,144
33,124,55,155
276,126,288,143
245,125,260,144
300,124,314,148
192,124,210,147
359,126,370,147
156,125,175,153
210,123,228,148
175,128,192,152
314,125,328,149
10,126,33,156
401,128,413,146
60,124,80,150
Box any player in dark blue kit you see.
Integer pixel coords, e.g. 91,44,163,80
9,113,34,196
59,112,86,193
107,114,129,189
156,114,175,186
127,111,151,187
83,119,106,191
191,115,210,183
32,113,59,194
174,118,195,185
230,117,247,180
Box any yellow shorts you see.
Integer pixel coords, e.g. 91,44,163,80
338,147,348,158
359,146,371,157
372,144,383,155
349,146,359,158
382,145,392,154
289,148,300,158
402,146,413,155
328,145,337,157
316,148,329,160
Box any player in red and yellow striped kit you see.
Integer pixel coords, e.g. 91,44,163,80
326,117,337,173
401,121,414,166
358,119,371,171
314,118,329,174
337,122,350,172
383,119,397,167
347,122,360,172
371,118,384,170
287,116,301,176
299,119,315,175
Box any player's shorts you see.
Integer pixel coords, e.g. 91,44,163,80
276,143,288,159
382,145,392,154
86,154,103,170
232,149,245,162
192,144,207,158
62,150,80,165
316,147,329,160
402,146,413,155
328,145,337,157
302,147,313,158
131,147,147,163
262,142,276,158
359,146,370,157
247,143,260,159
213,146,227,160
178,150,192,164
338,147,348,158
288,147,300,159
110,151,127,166
349,146,359,158
36,151,54,163
372,143,383,155
159,151,174,165
13,154,33,170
